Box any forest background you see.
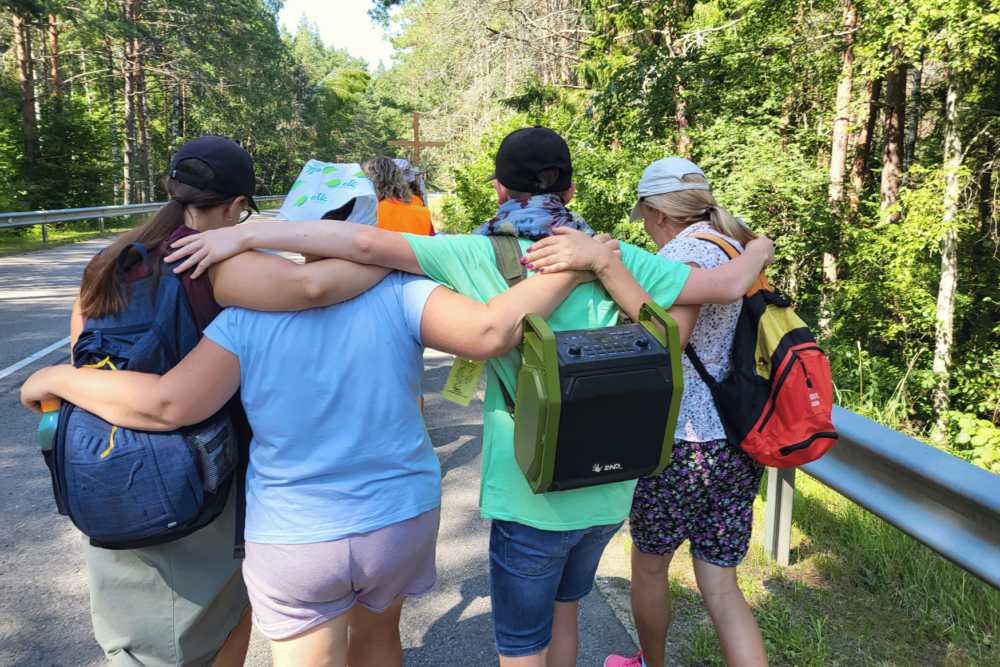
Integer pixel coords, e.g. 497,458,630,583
3,0,996,471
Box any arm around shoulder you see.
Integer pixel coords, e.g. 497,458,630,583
210,251,390,311
21,338,240,430
675,237,772,305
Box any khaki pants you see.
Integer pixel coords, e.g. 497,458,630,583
82,488,249,667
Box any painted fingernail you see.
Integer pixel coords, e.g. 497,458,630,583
539,268,545,273
527,264,534,269
526,246,533,252
519,257,527,263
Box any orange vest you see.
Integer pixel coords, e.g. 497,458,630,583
412,195,424,207
376,199,433,236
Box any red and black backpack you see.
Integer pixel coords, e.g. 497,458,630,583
685,234,838,467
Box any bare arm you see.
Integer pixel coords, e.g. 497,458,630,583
166,221,423,279
209,250,391,311
676,251,767,305
420,271,588,360
521,228,774,305
70,296,84,361
21,338,240,430
593,257,699,348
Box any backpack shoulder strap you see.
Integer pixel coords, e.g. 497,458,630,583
689,233,772,296
684,345,718,389
690,233,740,259
490,235,527,288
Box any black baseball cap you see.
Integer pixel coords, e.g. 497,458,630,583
486,126,572,194
170,136,259,212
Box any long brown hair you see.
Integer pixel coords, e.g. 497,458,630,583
408,180,423,202
363,156,413,204
79,159,238,319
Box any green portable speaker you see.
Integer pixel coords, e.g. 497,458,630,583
509,302,684,494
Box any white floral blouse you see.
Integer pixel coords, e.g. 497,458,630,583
657,221,744,443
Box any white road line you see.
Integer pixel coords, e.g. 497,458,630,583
0,337,71,381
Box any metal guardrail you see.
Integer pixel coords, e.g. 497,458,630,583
763,405,1000,591
0,196,286,241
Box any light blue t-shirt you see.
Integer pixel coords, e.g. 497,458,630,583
204,272,442,544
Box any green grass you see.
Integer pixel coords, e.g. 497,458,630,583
0,217,143,257
603,475,999,666
0,200,284,258
664,479,1000,666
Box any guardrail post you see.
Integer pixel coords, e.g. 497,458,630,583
99,217,105,233
764,467,795,566
41,223,49,243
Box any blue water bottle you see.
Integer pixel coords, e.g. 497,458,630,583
38,398,62,452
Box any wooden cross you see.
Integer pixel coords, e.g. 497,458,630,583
387,112,445,170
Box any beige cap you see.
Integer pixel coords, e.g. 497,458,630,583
629,157,712,222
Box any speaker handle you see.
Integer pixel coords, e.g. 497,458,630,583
639,302,684,476
522,312,557,361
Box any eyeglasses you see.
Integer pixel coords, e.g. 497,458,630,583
239,209,253,223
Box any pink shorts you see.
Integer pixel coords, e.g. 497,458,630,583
243,508,440,640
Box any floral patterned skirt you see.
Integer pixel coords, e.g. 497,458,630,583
630,438,764,567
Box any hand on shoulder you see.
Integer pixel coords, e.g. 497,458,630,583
164,225,252,278
520,227,622,275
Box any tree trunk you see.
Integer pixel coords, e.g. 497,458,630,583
828,0,856,205
13,12,36,179
106,45,120,203
820,0,857,330
181,83,187,140
48,14,61,100
123,37,137,205
162,84,169,172
931,78,964,441
881,46,908,223
80,51,92,113
32,25,42,137
135,47,151,203
170,83,181,161
40,24,49,98
979,133,996,233
848,77,882,207
901,48,925,189
142,75,154,201
668,1,695,156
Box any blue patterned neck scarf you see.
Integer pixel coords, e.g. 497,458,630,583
471,194,595,241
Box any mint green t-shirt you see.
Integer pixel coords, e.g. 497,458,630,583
404,234,691,531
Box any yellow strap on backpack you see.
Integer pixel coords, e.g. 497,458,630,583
83,356,119,371
690,234,772,296
82,357,119,457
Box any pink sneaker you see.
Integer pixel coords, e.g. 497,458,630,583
604,652,644,667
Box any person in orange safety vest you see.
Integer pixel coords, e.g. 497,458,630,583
364,156,435,236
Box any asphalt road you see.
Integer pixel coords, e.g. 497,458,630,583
0,224,636,666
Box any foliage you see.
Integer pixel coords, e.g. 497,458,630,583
385,0,1000,473
948,411,1000,473
34,98,115,211
0,0,402,210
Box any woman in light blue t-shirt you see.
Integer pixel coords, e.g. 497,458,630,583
23,264,589,667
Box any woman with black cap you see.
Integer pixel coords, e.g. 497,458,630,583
69,136,391,667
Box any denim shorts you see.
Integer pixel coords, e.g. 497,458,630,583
489,518,623,657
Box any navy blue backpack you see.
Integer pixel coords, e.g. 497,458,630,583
48,242,245,553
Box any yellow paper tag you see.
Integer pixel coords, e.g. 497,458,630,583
442,357,486,407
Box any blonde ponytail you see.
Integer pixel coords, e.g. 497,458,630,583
642,173,756,246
